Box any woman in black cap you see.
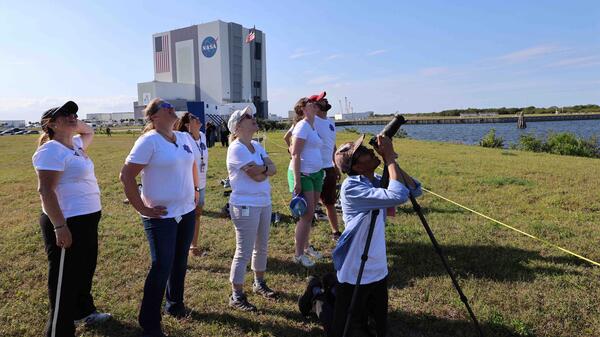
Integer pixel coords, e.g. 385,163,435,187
32,101,111,337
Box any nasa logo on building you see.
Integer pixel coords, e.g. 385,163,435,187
201,37,218,58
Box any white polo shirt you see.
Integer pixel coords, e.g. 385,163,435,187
314,115,336,169
125,130,196,218
32,136,101,218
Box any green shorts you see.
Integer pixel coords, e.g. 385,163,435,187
288,168,325,193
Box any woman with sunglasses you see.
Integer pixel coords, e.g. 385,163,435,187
288,96,324,268
33,101,111,337
175,112,209,257
120,99,199,337
226,107,277,311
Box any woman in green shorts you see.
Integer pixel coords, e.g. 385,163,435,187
288,96,324,268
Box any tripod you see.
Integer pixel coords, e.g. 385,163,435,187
343,166,484,337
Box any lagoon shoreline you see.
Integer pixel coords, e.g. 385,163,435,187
335,112,600,126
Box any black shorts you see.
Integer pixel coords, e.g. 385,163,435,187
320,167,337,206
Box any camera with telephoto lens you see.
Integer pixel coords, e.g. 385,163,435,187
368,114,406,148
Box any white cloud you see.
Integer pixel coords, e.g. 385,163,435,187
498,44,563,63
325,54,343,61
547,55,600,68
289,49,320,59
367,49,387,56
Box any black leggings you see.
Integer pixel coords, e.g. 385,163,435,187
40,211,101,337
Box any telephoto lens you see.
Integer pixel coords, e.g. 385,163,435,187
368,114,406,148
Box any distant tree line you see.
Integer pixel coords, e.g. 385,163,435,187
416,104,600,117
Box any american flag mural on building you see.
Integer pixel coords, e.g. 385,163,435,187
154,34,170,73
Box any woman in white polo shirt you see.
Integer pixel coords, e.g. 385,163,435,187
175,112,209,257
32,101,111,337
226,106,277,311
288,96,324,268
120,98,199,337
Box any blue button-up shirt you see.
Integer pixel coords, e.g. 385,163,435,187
333,174,422,284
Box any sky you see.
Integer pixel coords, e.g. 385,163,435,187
1,0,599,122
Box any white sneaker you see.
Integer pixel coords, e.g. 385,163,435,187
304,245,323,260
74,311,112,326
294,254,315,268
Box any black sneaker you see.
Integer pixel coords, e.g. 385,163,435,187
298,276,323,317
331,231,342,241
229,294,257,312
253,281,278,299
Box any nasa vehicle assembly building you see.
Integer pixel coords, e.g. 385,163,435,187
134,20,268,121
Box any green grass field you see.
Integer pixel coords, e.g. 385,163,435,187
1,132,599,337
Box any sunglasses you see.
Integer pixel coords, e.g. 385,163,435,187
241,113,255,121
158,102,174,110
55,110,78,119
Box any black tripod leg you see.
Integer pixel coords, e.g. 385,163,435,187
409,195,484,337
342,209,380,337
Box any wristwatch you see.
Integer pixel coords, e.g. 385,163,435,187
194,186,201,192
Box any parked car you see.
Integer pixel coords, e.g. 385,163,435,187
14,130,27,135
0,128,22,135
25,130,40,134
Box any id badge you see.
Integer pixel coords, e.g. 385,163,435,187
241,206,250,217
200,160,205,173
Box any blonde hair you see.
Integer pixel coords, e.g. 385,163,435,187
37,115,55,148
292,97,308,125
142,98,164,133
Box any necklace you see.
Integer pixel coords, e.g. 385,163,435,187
157,130,178,147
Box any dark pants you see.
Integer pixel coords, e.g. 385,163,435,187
138,210,195,334
331,277,388,337
40,211,101,337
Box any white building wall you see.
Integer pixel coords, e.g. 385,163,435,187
175,40,195,85
0,120,26,127
197,21,227,106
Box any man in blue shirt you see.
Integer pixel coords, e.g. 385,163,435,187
330,133,422,337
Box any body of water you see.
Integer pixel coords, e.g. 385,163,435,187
338,119,600,146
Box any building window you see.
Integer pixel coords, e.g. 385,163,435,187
253,81,261,88
155,36,163,52
254,42,261,60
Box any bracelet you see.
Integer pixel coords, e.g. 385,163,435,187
53,224,66,231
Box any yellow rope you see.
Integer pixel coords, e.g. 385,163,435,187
372,166,599,267
421,187,600,267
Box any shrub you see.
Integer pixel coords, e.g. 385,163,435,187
480,128,504,148
256,119,289,131
513,133,546,152
545,132,599,158
512,132,599,158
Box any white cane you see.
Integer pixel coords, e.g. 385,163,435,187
51,247,66,337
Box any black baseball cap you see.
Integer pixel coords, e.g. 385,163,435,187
41,101,79,122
